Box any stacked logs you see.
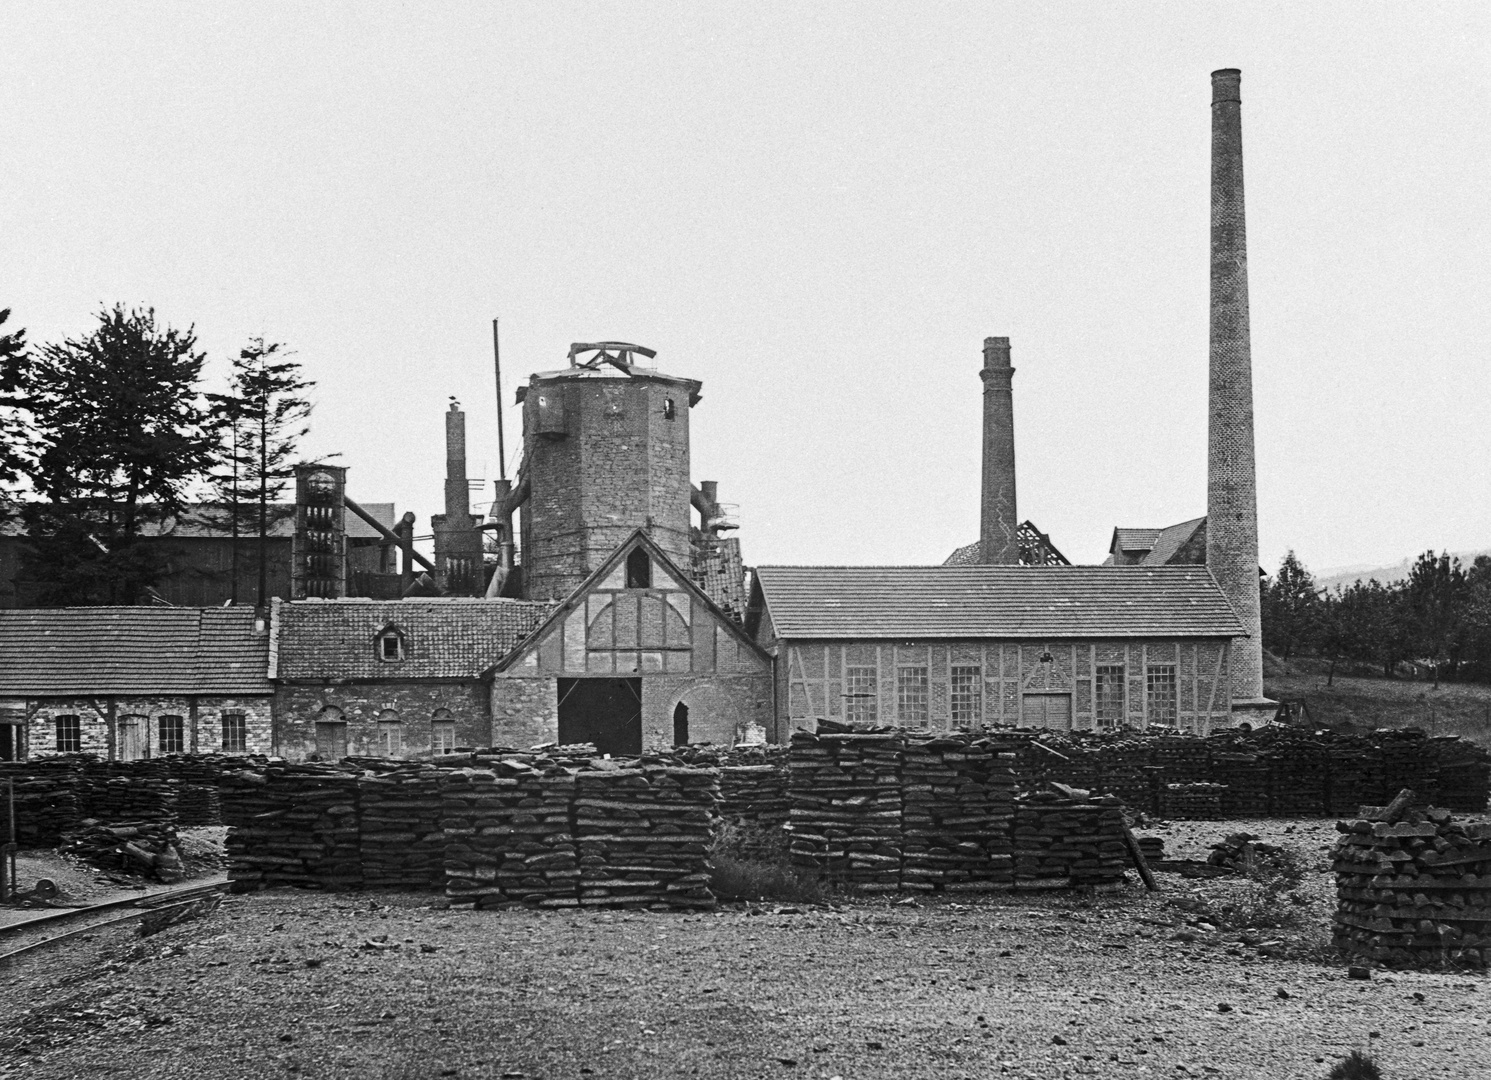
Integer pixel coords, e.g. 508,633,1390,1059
0,760,84,846
1212,753,1270,817
1102,744,1156,815
1326,748,1370,818
441,761,580,910
358,766,447,890
1012,791,1128,889
573,764,718,909
79,776,179,823
1332,792,1491,970
220,765,363,892
899,736,1016,893
1433,739,1491,812
1161,782,1227,820
717,764,790,830
1265,742,1329,817
1373,730,1441,806
787,731,904,891
59,819,184,883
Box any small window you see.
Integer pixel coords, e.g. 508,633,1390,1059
950,666,982,729
844,666,878,724
663,398,676,420
56,715,82,754
897,666,929,728
377,629,406,662
1146,665,1178,727
1095,665,1126,729
625,548,652,589
431,709,456,754
221,712,248,754
158,715,185,755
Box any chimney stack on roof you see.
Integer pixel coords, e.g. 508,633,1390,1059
979,336,1019,564
1206,68,1267,707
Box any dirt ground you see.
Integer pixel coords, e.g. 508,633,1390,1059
0,819,1487,1080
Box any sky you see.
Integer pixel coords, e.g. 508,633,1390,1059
4,3,1487,574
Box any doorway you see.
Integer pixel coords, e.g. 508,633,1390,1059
0,725,15,762
1022,693,1072,731
557,678,643,756
316,721,348,761
673,702,689,746
117,717,146,761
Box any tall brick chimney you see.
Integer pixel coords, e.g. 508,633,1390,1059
1206,69,1270,716
979,336,1019,564
432,402,484,595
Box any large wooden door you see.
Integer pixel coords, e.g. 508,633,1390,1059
117,718,145,760
315,721,348,761
1022,693,1073,731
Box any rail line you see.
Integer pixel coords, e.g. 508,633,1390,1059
0,879,229,965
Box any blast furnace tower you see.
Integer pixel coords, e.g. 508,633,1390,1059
515,343,702,601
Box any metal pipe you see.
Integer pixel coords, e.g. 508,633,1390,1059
344,497,436,572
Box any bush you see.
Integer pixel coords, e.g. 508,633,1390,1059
1326,1050,1381,1080
709,819,826,905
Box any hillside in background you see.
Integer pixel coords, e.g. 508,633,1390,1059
1263,651,1491,748
1314,547,1491,594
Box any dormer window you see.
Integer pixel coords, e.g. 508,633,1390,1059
376,627,407,662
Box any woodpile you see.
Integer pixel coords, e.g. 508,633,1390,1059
79,776,178,823
358,766,447,890
1212,753,1270,817
899,735,1016,893
1332,791,1491,970
1013,791,1129,889
441,763,580,909
574,765,718,910
1432,738,1491,812
0,761,84,846
1161,782,1227,820
787,730,904,891
59,819,184,883
220,764,363,892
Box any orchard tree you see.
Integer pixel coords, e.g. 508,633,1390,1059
20,305,216,604
1405,550,1466,687
1261,550,1323,662
206,338,315,606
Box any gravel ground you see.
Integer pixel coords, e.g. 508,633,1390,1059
0,820,1487,1080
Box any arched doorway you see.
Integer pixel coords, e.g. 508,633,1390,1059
673,702,689,746
315,706,347,761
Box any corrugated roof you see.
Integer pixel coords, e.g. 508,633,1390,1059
274,598,557,681
0,503,396,540
753,565,1245,640
0,607,271,695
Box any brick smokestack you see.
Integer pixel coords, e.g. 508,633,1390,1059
979,336,1019,564
433,402,483,594
444,402,468,521
1207,69,1266,705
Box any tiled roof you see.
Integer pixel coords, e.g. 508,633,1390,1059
0,607,271,695
273,598,557,680
0,503,396,540
1112,528,1162,554
943,541,982,566
753,565,1245,640
1144,517,1207,566
691,537,748,622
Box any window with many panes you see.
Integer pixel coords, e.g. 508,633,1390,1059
158,715,185,755
221,712,248,753
1146,665,1178,727
843,666,878,724
1095,665,1125,729
897,666,929,728
432,710,456,754
950,666,982,728
55,715,81,754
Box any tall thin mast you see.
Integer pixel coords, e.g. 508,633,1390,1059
492,317,507,482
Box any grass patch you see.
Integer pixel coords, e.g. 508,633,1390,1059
709,819,827,905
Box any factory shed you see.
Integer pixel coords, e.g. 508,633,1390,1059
747,565,1247,738
0,606,274,760
488,529,774,754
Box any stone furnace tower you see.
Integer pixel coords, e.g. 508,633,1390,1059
517,343,701,601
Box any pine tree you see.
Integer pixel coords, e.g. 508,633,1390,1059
1261,550,1322,662
0,308,33,497
19,305,216,604
207,338,315,606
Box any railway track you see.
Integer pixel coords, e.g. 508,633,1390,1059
0,879,230,965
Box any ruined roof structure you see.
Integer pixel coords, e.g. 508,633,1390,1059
942,520,1072,567
750,564,1245,640
0,606,271,695
270,597,557,681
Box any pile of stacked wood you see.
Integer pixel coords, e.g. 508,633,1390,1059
787,730,905,891
59,819,184,883
1326,747,1370,817
899,735,1016,893
1264,741,1329,817
1012,790,1128,889
1211,752,1270,817
79,776,179,823
0,760,84,846
573,764,718,909
440,760,580,910
717,761,790,832
1432,738,1491,812
1161,782,1227,819
1371,730,1441,806
1102,743,1157,815
220,764,363,892
358,765,447,890
1332,790,1491,970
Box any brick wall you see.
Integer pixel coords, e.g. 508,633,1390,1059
11,695,272,760
274,682,488,761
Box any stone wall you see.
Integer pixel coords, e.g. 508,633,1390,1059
489,677,559,747
640,673,774,750
274,682,489,761
7,696,272,760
